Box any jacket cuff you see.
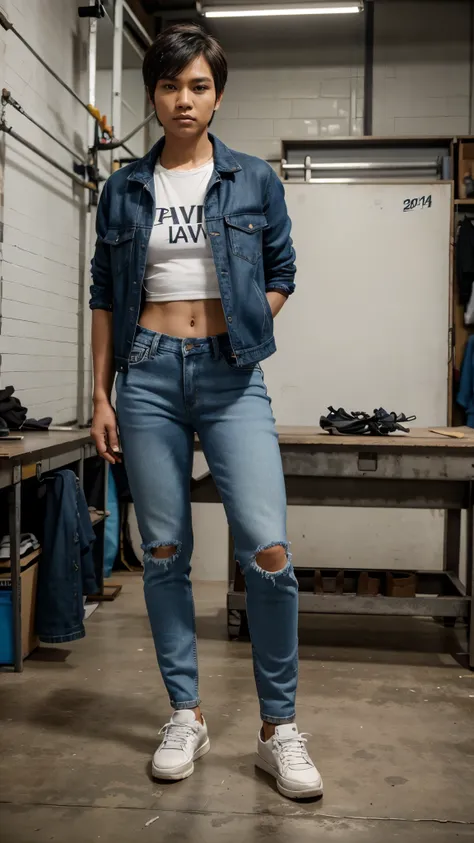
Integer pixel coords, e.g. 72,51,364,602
265,281,295,297
90,302,113,311
89,283,113,311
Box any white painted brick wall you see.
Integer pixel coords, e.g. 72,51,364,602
210,2,472,157
373,0,471,136
0,0,88,424
212,48,364,161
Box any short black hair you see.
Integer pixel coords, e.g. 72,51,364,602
142,24,228,101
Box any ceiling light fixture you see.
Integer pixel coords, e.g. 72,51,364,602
200,2,363,19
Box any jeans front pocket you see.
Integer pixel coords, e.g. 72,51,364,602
129,345,149,366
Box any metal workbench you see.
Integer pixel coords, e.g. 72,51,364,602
191,426,474,667
0,431,112,672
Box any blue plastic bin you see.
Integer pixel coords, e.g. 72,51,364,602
0,589,14,664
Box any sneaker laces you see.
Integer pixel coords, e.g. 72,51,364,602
275,732,312,771
159,721,198,752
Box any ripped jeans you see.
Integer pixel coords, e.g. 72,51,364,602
116,327,298,724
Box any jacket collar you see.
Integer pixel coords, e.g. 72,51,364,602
127,132,242,184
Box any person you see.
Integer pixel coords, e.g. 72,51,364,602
90,23,322,801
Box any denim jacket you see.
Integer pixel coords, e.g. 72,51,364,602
90,134,296,372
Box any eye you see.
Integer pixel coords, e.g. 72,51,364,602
195,85,210,93
162,83,176,91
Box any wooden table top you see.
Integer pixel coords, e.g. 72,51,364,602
0,429,92,462
1,426,473,464
275,426,474,449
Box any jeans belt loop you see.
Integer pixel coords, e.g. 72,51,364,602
211,335,221,360
150,332,162,358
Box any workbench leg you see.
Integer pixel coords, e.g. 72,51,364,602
9,467,22,672
78,450,85,489
444,509,461,576
467,487,474,669
227,527,235,588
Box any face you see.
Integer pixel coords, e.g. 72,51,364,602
152,54,222,139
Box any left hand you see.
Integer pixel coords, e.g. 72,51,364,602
266,291,287,317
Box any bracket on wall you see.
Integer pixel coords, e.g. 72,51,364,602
78,1,106,17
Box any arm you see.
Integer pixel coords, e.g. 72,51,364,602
262,167,296,311
89,181,121,464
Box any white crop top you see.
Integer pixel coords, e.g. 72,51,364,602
143,159,221,303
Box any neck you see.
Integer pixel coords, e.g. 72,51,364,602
160,130,213,171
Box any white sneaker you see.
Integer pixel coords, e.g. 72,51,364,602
152,710,210,781
256,723,323,800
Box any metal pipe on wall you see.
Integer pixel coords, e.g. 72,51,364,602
78,0,100,429
363,0,374,136
112,0,124,145
2,90,86,164
99,111,154,150
282,160,440,172
0,10,93,119
0,123,95,189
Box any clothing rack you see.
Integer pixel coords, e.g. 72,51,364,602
0,431,118,672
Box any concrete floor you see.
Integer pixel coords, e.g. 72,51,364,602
1,576,474,843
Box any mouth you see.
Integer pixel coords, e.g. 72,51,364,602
174,115,196,123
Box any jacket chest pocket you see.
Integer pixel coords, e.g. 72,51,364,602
103,228,135,277
225,213,267,265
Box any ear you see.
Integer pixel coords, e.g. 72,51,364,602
214,93,224,113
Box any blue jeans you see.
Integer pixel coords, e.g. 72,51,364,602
116,326,298,724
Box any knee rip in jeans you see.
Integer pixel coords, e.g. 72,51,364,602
250,542,292,583
142,540,182,570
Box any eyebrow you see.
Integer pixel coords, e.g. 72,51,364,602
161,76,212,84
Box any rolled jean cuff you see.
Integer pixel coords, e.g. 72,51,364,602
171,698,201,710
261,712,296,725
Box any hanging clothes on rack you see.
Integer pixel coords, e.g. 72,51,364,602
457,335,474,427
36,469,97,643
457,218,474,325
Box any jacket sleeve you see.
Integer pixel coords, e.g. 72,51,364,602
89,180,113,312
262,167,296,297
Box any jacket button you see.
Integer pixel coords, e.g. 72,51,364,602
227,315,232,323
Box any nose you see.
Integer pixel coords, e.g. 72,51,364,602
176,88,192,109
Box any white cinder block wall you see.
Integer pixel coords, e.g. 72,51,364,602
212,45,365,161
0,0,89,424
373,0,471,136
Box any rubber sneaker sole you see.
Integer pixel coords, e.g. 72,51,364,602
255,754,323,800
152,737,211,781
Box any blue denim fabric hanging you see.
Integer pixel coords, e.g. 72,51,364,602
36,469,97,643
457,335,474,428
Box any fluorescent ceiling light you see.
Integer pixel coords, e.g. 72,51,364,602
202,3,363,18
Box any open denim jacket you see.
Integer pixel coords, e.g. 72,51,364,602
90,134,296,372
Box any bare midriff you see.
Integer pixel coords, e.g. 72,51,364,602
139,298,228,338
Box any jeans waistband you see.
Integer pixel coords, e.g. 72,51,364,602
135,325,233,358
